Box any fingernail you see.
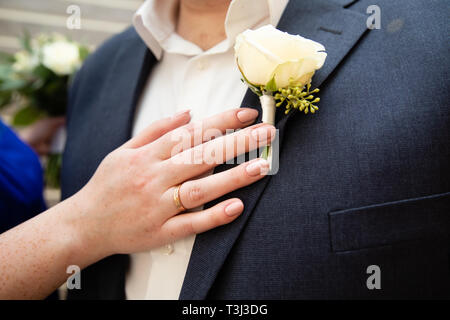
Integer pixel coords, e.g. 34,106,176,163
237,109,258,123
246,159,270,176
172,109,190,119
225,201,243,217
251,125,275,141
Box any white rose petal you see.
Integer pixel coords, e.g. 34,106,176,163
12,50,38,72
235,24,327,88
42,41,81,75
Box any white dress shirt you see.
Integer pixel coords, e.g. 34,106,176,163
126,0,289,300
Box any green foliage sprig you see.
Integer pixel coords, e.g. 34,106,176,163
274,83,320,115
240,73,321,116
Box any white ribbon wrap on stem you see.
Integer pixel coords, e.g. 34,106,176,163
259,94,275,169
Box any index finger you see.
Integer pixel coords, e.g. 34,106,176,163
146,108,259,159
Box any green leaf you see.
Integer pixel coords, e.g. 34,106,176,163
0,78,27,91
247,83,262,96
265,77,277,92
45,153,62,188
20,30,32,53
0,52,13,63
0,64,14,80
0,91,12,108
12,106,43,126
33,64,53,79
78,46,90,61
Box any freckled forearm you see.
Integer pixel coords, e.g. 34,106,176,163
0,195,104,299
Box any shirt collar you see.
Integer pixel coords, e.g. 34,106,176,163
133,0,289,60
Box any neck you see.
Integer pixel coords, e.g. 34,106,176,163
176,0,230,51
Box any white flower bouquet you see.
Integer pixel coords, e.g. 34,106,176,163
0,32,90,187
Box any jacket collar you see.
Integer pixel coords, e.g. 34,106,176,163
132,0,289,59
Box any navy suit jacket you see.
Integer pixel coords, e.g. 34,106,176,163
62,0,450,299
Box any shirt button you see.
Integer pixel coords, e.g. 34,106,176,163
162,243,174,255
197,59,209,70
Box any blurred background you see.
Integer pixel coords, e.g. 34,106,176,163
0,0,143,205
0,0,143,53
0,0,144,299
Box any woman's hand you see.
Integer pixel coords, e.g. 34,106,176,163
0,108,274,299
70,108,275,258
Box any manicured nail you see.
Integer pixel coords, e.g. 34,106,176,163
172,109,190,119
246,159,270,176
251,125,275,141
237,109,258,123
225,201,243,217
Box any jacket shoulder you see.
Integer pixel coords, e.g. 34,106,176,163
79,27,139,78
67,27,142,118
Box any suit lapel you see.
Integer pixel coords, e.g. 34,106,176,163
180,0,368,299
99,31,155,149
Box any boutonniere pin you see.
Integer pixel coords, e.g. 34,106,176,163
235,25,327,169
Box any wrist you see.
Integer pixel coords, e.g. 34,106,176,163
55,192,110,268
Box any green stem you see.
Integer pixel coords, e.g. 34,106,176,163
261,145,270,160
45,153,62,188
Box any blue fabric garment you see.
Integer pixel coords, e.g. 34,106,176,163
0,119,46,234
62,0,450,299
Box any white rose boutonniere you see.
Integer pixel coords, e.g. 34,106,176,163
235,24,327,168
